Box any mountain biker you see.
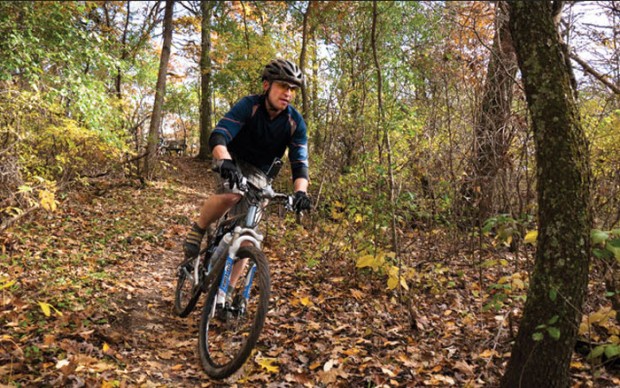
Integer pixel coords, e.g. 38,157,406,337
183,59,312,263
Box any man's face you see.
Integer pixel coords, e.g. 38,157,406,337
264,80,298,112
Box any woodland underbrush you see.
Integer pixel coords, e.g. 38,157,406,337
1,157,619,386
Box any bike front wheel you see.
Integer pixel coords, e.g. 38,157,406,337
174,256,203,317
198,246,270,379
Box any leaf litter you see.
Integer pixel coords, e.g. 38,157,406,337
1,156,619,387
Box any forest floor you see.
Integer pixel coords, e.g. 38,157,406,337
1,156,620,387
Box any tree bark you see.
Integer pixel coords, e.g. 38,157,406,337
197,0,215,160
115,1,131,99
501,1,592,387
144,0,174,178
470,1,518,222
299,1,313,120
371,1,398,258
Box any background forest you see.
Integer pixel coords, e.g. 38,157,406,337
1,1,620,386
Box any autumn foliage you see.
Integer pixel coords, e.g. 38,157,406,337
2,1,620,386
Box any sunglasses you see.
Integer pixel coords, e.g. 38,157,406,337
273,80,299,92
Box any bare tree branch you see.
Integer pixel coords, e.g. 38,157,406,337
570,52,620,94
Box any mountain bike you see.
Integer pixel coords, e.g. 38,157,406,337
174,158,297,379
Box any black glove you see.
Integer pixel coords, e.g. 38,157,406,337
293,191,312,212
217,159,242,189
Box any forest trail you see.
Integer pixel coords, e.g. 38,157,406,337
104,156,416,387
68,156,421,387
2,156,434,387
4,157,619,386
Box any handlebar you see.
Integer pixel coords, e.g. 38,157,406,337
213,158,304,221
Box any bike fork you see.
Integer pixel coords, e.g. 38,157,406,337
212,255,234,317
242,264,257,302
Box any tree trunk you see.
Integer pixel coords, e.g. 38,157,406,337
116,1,131,99
144,0,174,178
197,0,215,160
469,1,518,223
299,1,313,120
501,1,592,387
371,1,398,257
311,35,319,133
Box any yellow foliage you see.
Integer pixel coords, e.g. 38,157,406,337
256,356,279,373
39,189,58,212
387,265,409,291
38,301,63,317
0,279,16,290
5,91,128,187
580,306,619,337
524,230,538,245
39,302,51,317
356,253,385,272
357,250,413,290
498,273,525,290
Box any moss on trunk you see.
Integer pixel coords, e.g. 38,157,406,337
501,2,592,387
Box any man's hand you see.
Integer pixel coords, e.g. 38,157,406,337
293,191,312,212
216,159,243,189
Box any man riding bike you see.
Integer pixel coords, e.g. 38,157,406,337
183,59,312,298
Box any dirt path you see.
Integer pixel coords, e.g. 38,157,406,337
3,156,532,387
103,158,220,386
98,156,417,387
5,156,620,387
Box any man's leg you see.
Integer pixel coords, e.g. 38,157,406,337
184,193,241,259
196,193,242,229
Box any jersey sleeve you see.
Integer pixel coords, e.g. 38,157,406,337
209,96,255,147
288,112,309,181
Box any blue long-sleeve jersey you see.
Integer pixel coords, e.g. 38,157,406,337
209,94,309,181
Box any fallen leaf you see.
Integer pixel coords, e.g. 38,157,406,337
256,357,279,373
454,360,474,376
158,350,173,360
309,360,322,370
350,289,364,300
478,349,499,359
56,359,70,369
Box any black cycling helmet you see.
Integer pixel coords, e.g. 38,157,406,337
261,59,304,88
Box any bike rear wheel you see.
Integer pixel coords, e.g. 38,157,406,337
174,256,203,317
198,246,270,379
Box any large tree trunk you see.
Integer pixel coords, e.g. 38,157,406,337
197,0,215,160
470,1,518,222
144,0,174,178
501,1,592,387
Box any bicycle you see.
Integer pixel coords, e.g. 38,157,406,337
174,158,298,379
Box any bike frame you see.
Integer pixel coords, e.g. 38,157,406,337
180,157,293,321
209,181,291,317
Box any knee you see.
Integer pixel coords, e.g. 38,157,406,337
217,193,242,208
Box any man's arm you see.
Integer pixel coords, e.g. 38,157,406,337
288,111,309,185
212,144,232,160
293,177,308,193
209,96,255,156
